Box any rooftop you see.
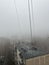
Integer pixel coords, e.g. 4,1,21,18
17,46,49,59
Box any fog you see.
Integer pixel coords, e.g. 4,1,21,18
0,0,49,41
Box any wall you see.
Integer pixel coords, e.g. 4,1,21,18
26,54,49,65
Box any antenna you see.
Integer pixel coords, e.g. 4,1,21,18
28,0,33,43
31,0,36,45
28,0,36,46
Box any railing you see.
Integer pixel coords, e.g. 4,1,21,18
26,54,49,65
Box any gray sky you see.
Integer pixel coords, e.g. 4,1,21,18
0,0,49,40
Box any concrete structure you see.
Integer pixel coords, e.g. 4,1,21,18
26,54,49,65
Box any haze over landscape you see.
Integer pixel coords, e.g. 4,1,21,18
0,0,49,41
0,0,49,54
0,0,49,65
